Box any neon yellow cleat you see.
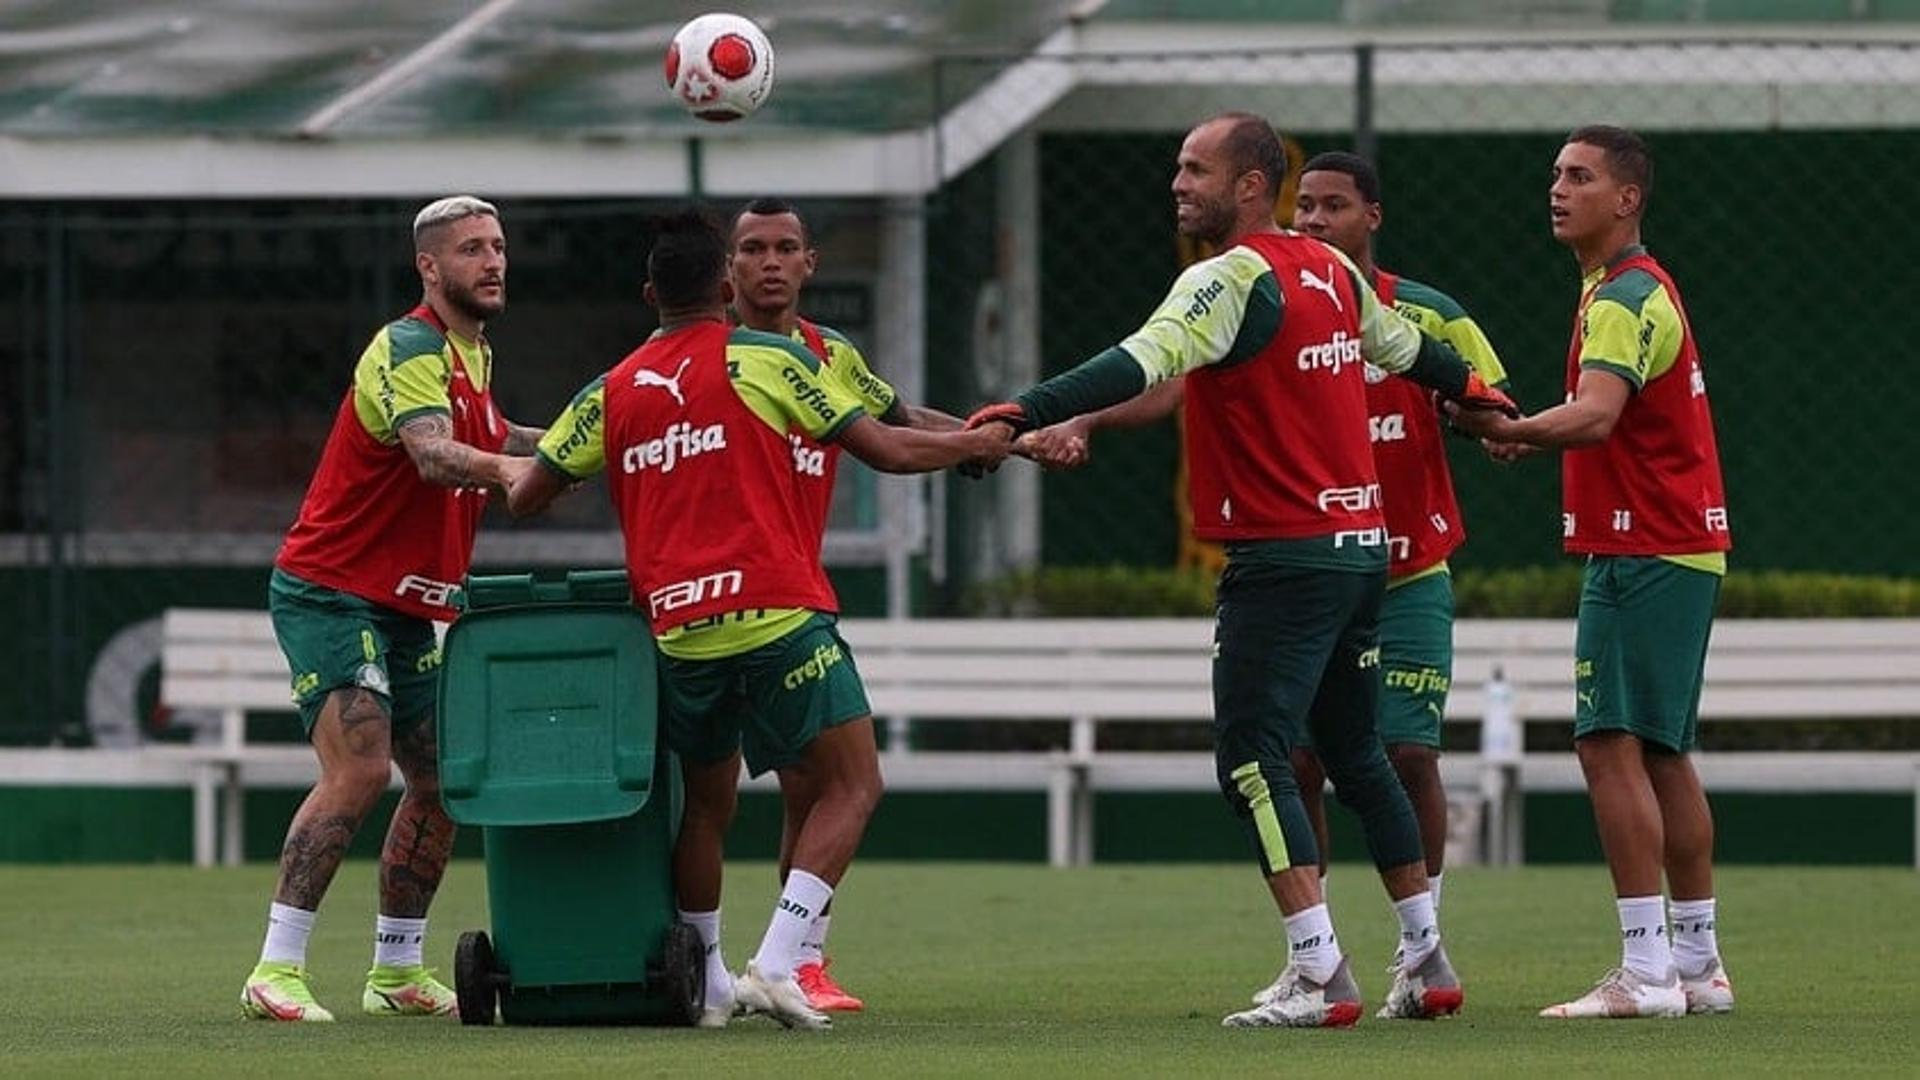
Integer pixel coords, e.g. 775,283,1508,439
362,965,456,1016
241,962,335,1022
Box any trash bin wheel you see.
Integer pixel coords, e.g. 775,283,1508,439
454,930,499,1026
662,921,706,1026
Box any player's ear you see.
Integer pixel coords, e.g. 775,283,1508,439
642,280,658,309
1618,183,1644,218
1237,169,1262,205
416,251,438,287
719,278,736,306
803,247,818,278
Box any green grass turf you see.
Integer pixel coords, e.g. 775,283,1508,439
0,862,1914,1076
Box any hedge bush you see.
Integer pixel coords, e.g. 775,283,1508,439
969,565,1920,618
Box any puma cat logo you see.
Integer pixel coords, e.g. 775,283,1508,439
634,356,694,406
1299,264,1343,312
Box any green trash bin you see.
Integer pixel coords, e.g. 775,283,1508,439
437,569,702,1027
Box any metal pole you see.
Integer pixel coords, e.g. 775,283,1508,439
1353,42,1376,163
686,137,705,199
44,214,71,744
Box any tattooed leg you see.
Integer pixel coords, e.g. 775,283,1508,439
273,688,394,910
379,713,457,919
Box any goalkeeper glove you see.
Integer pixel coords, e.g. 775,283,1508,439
964,401,1032,434
1455,372,1520,419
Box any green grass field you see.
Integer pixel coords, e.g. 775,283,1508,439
2,861,1914,1076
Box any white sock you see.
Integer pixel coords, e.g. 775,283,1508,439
1669,898,1719,978
679,908,732,1009
1394,890,1441,969
1282,903,1341,985
799,913,831,967
1427,874,1444,912
1616,895,1674,982
753,869,833,982
260,902,316,967
373,915,426,969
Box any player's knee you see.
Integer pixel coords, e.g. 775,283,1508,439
1574,731,1639,779
325,755,392,809
1213,754,1244,806
1323,749,1401,809
1214,756,1297,814
1386,742,1440,785
839,770,883,823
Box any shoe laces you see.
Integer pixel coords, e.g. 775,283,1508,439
1593,967,1634,995
1270,971,1315,1003
258,966,322,1003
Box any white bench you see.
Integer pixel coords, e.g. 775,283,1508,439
839,617,1920,866
117,610,1920,868
157,608,373,866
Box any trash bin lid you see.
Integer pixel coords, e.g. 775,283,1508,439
461,569,633,611
437,587,659,827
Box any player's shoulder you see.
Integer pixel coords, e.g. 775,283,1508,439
381,311,448,368
1189,242,1271,279
1591,266,1665,317
806,321,869,366
1389,275,1471,322
806,321,856,349
728,326,822,373
1171,245,1274,308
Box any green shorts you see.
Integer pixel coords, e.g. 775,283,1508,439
1212,560,1385,777
1574,556,1721,753
1376,571,1454,749
268,568,441,736
659,613,871,777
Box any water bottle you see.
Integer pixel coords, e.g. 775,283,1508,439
1481,664,1520,765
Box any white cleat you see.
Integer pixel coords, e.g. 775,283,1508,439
1539,967,1686,1019
1223,957,1363,1028
1250,961,1296,1007
697,971,740,1029
1377,944,1464,1020
734,963,832,1031
1680,958,1735,1015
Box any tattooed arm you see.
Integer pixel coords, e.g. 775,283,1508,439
395,412,515,490
502,421,545,457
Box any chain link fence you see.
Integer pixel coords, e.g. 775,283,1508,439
0,198,897,744
927,36,1920,586
5,33,1917,744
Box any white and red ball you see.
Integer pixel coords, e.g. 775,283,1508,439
664,13,774,122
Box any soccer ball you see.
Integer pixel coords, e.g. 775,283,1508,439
665,13,775,122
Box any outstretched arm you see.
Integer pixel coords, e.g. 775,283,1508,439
395,413,516,490
502,421,546,456
979,250,1275,435
874,396,965,432
836,414,1011,474
1450,368,1629,449
1022,377,1186,469
1327,246,1515,415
